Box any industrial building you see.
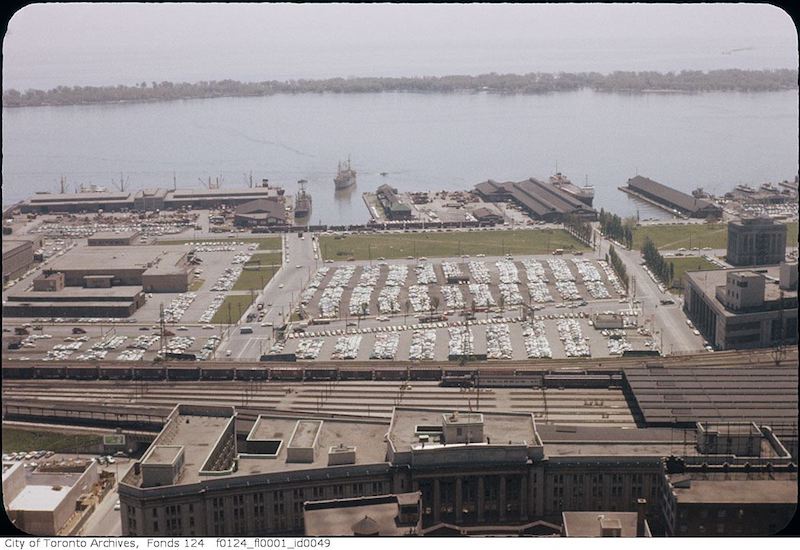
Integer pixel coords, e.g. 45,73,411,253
376,185,413,220
18,185,286,214
118,404,795,537
46,246,191,292
32,271,65,292
683,263,798,350
624,176,722,218
726,216,788,266
87,230,140,246
2,459,99,535
474,178,597,223
233,198,290,227
2,239,36,284
561,508,650,537
471,206,504,225
3,287,146,318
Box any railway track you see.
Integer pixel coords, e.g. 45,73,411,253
2,347,794,383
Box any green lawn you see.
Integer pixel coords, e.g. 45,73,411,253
232,266,278,291
633,221,798,251
319,229,587,260
2,428,102,454
157,236,282,250
632,223,728,250
210,294,255,324
667,256,718,293
246,252,282,266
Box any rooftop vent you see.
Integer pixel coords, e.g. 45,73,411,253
328,443,357,466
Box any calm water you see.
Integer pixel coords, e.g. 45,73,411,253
2,89,797,224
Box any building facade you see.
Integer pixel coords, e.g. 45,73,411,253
726,217,787,266
118,405,795,537
683,265,798,350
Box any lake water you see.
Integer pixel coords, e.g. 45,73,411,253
2,89,797,224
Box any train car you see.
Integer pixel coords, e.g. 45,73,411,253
166,365,201,381
374,368,408,381
66,365,100,380
440,370,476,387
477,374,542,388
303,368,339,381
34,365,66,379
99,366,133,380
269,367,304,381
1,365,34,379
132,366,166,380
409,368,442,381
544,373,616,389
234,367,269,381
201,367,235,381
338,369,374,381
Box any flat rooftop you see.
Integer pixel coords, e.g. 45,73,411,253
89,230,139,240
48,245,185,272
668,472,798,504
685,267,797,306
168,187,279,199
6,287,144,301
388,408,538,452
304,494,418,536
562,511,639,537
538,424,781,459
289,420,323,448
236,416,388,477
152,414,230,485
27,191,132,203
144,445,182,465
7,468,89,512
624,364,799,434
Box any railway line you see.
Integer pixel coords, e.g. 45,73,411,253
1,347,793,383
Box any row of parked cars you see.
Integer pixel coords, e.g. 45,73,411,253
3,450,54,462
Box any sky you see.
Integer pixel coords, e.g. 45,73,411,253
3,3,798,90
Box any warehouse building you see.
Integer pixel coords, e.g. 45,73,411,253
118,404,794,537
474,178,597,222
683,264,798,350
3,287,146,318
19,185,286,214
47,246,191,292
233,198,290,227
3,459,99,535
376,185,413,220
2,239,36,284
726,217,787,266
32,271,65,292
625,176,722,218
87,230,140,246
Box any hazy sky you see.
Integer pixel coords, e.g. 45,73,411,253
3,3,797,90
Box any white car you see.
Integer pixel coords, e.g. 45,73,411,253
278,284,284,289
114,500,121,511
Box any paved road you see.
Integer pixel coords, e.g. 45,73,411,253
79,460,135,536
594,229,704,354
221,233,319,359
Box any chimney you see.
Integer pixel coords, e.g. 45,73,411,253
636,498,647,537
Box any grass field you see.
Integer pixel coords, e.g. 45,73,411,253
210,294,255,324
633,221,798,250
319,229,587,260
2,428,102,453
667,256,718,293
157,236,282,250
245,252,282,266
632,223,728,250
232,266,278,291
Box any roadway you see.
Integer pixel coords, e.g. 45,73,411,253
221,232,318,359
593,229,704,354
79,459,136,536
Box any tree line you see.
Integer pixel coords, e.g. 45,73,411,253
598,208,634,249
607,245,628,290
3,69,796,108
563,214,593,246
641,236,675,288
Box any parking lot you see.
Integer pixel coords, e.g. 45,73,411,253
277,252,657,361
